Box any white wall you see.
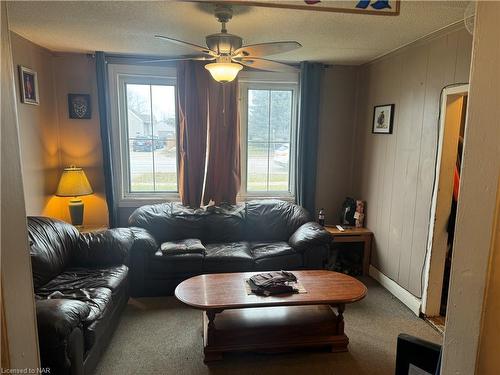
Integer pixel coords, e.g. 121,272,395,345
442,2,500,373
1,2,40,369
353,26,472,297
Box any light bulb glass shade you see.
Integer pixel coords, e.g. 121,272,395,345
55,166,93,197
205,62,242,83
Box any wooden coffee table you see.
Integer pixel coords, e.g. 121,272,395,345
175,270,367,362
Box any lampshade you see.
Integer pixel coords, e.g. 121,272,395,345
55,166,93,197
205,62,242,83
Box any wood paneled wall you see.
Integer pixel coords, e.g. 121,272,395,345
353,27,472,297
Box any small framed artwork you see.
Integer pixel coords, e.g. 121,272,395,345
19,66,39,105
372,104,395,134
68,94,91,119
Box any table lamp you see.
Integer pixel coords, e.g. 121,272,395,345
55,166,93,226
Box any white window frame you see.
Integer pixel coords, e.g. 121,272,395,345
108,64,179,206
238,71,299,201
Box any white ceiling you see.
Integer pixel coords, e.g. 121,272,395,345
7,1,469,65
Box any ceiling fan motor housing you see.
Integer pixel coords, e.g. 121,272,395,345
206,33,243,55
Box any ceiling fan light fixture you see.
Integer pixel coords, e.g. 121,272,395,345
205,61,242,83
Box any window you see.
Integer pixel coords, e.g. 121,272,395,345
239,73,298,198
109,67,298,204
108,65,178,203
125,83,177,192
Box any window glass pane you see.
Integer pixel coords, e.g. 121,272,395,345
269,142,290,191
125,82,177,193
126,84,151,137
248,89,270,142
152,85,176,139
129,139,154,191
246,86,293,193
151,85,177,192
154,149,177,191
247,142,269,191
270,90,292,142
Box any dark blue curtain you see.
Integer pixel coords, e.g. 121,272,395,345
95,52,117,227
296,62,323,217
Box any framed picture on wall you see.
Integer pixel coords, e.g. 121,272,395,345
372,104,395,134
68,94,91,119
18,66,39,105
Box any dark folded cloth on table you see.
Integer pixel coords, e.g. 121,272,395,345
248,270,298,296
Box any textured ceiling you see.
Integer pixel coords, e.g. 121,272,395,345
7,1,469,65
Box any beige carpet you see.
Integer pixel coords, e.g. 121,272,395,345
94,277,441,375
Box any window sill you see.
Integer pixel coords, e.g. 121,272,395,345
118,194,295,207
237,194,296,203
118,193,180,207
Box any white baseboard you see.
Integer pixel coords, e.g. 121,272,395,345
369,265,421,316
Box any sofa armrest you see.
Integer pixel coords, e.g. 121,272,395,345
130,227,159,255
129,227,158,297
289,222,331,252
74,228,134,267
36,299,88,373
36,299,90,346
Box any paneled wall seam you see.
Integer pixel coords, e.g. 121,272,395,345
408,46,431,294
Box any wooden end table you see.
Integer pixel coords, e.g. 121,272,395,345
324,226,373,276
175,270,367,363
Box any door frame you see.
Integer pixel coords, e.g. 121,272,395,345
421,84,469,317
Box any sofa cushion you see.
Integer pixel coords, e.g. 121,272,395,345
82,287,112,323
250,242,296,260
204,204,246,243
36,265,128,297
250,242,303,271
203,242,254,273
149,250,204,275
74,228,134,267
129,202,208,243
28,217,79,289
80,287,113,350
160,239,205,255
254,253,303,271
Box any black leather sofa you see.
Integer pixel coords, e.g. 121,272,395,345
28,217,134,375
128,200,331,296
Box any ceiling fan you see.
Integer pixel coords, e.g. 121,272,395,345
145,4,302,83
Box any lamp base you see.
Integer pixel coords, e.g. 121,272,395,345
68,197,84,226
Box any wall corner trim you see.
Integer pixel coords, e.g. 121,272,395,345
369,265,422,316
364,20,467,67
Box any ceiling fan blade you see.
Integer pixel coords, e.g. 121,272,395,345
155,35,218,56
234,41,302,58
236,57,299,73
137,56,215,64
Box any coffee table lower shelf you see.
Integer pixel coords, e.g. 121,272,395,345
202,304,348,363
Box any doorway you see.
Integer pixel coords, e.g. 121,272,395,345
421,84,469,332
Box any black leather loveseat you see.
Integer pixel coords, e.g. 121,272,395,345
128,200,331,296
28,217,134,375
